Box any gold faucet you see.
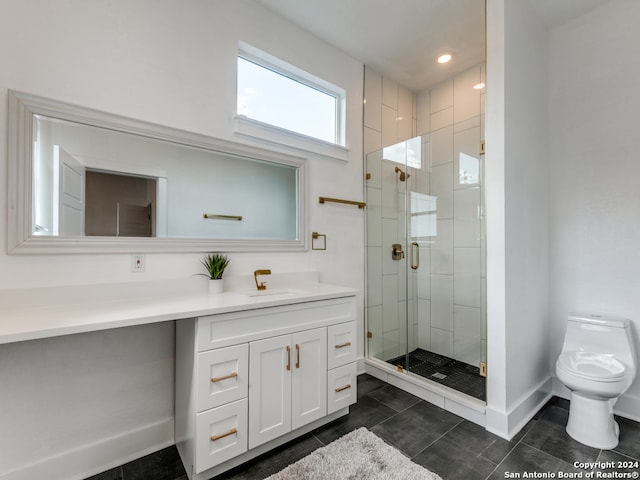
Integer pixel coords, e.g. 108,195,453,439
254,269,271,290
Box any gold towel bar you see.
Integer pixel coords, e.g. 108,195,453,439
203,213,243,221
211,372,238,383
318,197,366,209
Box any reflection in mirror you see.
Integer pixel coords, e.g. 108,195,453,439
9,91,307,254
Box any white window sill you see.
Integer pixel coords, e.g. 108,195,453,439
234,115,349,162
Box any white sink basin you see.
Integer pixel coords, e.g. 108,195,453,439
240,288,308,302
242,288,304,298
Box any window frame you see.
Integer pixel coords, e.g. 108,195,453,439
235,43,348,161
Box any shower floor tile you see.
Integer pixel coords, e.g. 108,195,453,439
387,348,486,401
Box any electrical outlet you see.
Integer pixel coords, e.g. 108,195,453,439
132,254,145,273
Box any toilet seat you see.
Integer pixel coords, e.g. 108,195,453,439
557,351,626,382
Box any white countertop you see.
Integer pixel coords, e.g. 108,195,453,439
0,273,358,345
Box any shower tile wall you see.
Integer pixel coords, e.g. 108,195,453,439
365,64,487,369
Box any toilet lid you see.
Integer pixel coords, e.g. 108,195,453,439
558,351,626,382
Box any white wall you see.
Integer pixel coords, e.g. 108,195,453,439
485,0,551,438
0,1,364,478
548,0,640,419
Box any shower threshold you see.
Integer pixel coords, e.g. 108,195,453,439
387,349,486,401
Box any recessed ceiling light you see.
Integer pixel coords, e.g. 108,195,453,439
437,53,452,64
473,83,486,90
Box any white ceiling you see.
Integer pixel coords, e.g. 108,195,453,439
256,0,608,92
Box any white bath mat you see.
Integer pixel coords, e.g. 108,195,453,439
265,427,442,480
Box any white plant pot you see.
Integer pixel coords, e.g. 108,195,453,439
208,279,224,294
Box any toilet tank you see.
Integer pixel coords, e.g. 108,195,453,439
562,313,636,370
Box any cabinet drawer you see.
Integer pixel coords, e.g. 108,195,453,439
195,398,248,473
197,344,248,411
327,321,356,369
327,362,357,414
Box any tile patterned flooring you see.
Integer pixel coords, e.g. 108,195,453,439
87,374,640,480
387,348,487,400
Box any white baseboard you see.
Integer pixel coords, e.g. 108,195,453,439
486,376,552,440
613,392,640,422
0,418,174,480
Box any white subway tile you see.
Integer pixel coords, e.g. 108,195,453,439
430,125,454,166
430,327,453,357
453,66,481,123
430,274,453,329
431,106,453,131
430,79,453,113
382,76,399,109
364,66,382,130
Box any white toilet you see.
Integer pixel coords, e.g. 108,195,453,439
556,313,636,449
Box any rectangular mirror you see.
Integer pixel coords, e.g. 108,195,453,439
8,90,307,253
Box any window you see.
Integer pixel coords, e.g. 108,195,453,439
236,44,346,149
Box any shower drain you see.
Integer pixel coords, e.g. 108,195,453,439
431,372,447,380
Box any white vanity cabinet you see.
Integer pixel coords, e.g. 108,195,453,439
175,294,357,480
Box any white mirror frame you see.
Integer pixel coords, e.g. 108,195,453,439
7,90,308,254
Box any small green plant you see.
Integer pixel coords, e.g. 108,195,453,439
200,253,230,280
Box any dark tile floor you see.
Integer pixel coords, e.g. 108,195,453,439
87,374,640,480
387,348,487,400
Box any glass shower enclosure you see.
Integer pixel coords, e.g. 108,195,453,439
365,125,486,401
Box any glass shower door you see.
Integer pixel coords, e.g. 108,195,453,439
366,130,486,401
365,136,425,371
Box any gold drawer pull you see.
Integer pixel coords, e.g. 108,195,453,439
335,341,352,349
295,344,300,369
210,427,237,442
335,383,352,393
211,372,238,383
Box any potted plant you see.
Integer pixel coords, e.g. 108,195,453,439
200,253,230,294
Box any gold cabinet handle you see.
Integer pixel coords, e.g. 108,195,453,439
335,341,351,349
286,345,291,371
295,344,300,369
210,427,237,442
211,372,238,383
335,384,351,393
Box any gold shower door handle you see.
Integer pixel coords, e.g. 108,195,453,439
410,241,419,270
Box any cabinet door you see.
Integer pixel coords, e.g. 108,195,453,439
327,321,357,369
249,334,292,449
291,327,327,430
